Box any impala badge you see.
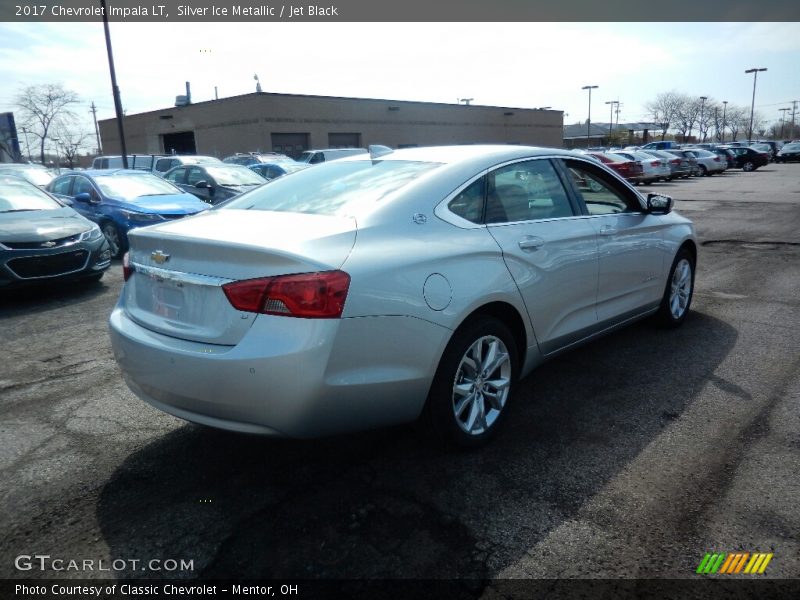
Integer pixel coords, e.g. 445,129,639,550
151,250,170,264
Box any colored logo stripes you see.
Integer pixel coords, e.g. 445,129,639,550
696,552,773,574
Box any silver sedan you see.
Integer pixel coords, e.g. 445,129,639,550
109,145,697,447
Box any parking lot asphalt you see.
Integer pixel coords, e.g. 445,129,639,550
1,164,798,585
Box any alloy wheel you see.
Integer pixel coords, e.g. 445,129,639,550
451,335,511,436
669,258,693,320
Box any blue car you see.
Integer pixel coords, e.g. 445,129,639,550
47,169,210,257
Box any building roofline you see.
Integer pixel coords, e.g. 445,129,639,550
98,91,564,123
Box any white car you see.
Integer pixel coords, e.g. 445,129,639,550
682,148,727,175
612,150,671,183
109,145,697,447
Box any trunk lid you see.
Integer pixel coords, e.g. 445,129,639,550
122,209,357,345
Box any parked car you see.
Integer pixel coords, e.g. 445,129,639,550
47,170,210,257
0,175,110,288
641,141,681,150
639,149,685,179
756,141,782,160
248,161,311,180
722,147,770,171
164,163,267,205
109,145,696,447
92,154,168,171
151,155,222,177
222,152,293,166
612,150,671,183
681,148,726,176
0,163,57,188
585,152,646,184
297,148,368,164
664,150,700,177
775,142,800,162
749,143,775,161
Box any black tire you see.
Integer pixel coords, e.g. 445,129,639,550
423,316,519,449
101,221,124,258
655,248,695,328
742,161,755,172
698,165,708,176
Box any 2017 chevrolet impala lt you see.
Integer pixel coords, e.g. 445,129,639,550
109,145,696,447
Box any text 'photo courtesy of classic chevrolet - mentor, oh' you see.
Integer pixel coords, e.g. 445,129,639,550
108,145,696,448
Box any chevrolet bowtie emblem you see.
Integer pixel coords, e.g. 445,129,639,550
151,250,170,264
41,241,57,248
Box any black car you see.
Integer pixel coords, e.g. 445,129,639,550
163,163,267,205
776,142,800,163
723,147,770,171
248,161,310,180
0,175,111,289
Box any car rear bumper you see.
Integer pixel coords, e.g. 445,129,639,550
109,306,448,437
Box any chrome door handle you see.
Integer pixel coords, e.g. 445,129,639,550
518,236,545,250
599,225,618,236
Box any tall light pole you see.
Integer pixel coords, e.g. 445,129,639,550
721,101,728,143
699,96,708,142
582,85,598,147
101,0,128,168
779,108,791,139
605,100,618,142
745,67,767,142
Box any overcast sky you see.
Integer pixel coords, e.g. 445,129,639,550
1,21,799,145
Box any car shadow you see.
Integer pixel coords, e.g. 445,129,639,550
96,311,736,580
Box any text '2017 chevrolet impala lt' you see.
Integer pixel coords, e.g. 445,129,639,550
109,145,696,448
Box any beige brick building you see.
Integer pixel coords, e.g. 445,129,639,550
98,92,563,159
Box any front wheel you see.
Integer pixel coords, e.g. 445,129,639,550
101,222,124,258
424,317,518,448
655,249,695,328
742,161,755,172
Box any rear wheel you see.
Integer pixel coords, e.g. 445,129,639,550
698,165,708,176
742,161,756,172
655,248,695,328
424,316,518,448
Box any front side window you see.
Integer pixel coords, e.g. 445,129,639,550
165,167,186,183
73,177,95,196
564,160,640,216
50,176,74,196
186,167,207,186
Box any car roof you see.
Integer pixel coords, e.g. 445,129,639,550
348,144,578,165
62,169,157,177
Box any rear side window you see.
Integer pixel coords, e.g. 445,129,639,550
487,159,574,223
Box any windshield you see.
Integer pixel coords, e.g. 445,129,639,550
0,177,63,212
205,166,266,185
95,174,184,200
782,143,800,151
0,166,55,186
223,159,442,217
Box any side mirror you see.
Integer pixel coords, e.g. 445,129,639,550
647,193,673,215
194,180,209,189
74,192,92,203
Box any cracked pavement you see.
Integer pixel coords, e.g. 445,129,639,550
1,164,799,586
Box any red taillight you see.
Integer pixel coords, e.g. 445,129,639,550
651,160,660,166
713,156,720,162
671,158,681,165
222,271,351,318
122,252,133,281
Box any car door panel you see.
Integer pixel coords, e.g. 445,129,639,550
481,158,600,355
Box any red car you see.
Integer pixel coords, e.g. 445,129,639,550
585,152,646,184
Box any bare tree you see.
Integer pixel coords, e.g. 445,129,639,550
54,120,91,169
644,91,683,140
14,83,80,163
727,107,748,141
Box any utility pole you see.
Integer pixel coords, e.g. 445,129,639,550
791,100,798,140
745,67,767,142
101,0,128,168
779,108,791,139
605,100,618,142
582,85,598,147
89,102,102,154
722,101,728,142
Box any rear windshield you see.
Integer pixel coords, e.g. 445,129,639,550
223,159,442,217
